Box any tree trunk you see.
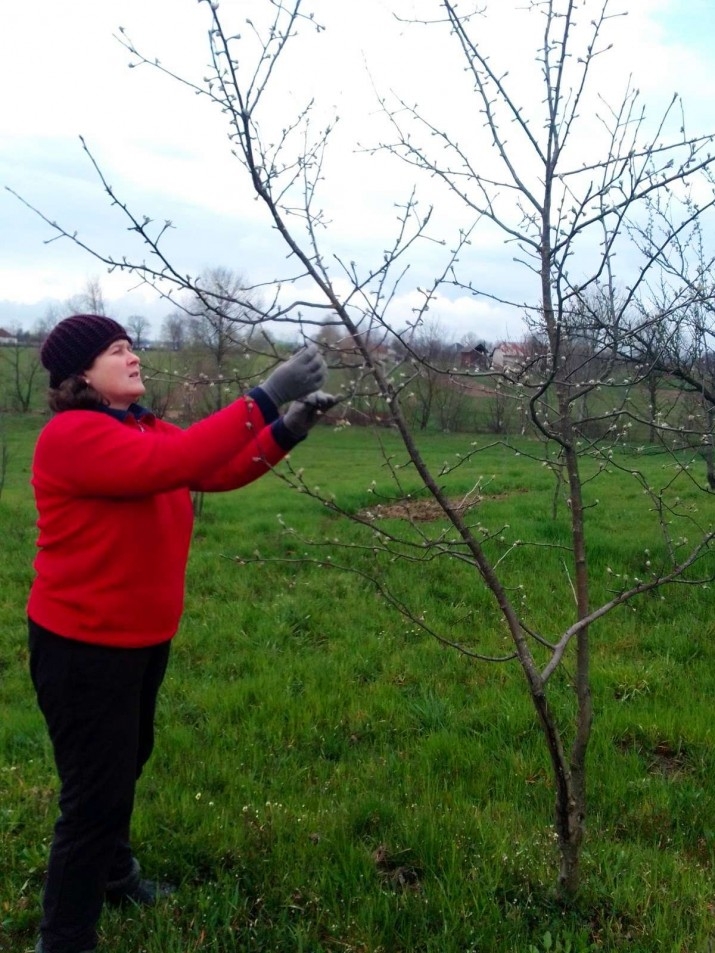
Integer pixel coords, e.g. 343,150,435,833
556,795,585,898
705,404,715,489
531,677,587,899
648,377,658,444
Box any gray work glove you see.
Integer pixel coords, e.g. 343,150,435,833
260,344,327,408
283,391,341,438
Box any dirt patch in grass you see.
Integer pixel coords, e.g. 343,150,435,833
372,844,423,892
615,733,690,777
648,739,689,776
358,489,527,522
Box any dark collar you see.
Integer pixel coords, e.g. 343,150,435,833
97,403,152,423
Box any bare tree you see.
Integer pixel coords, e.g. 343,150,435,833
374,2,715,894
168,0,713,897
577,202,715,483
126,314,150,349
33,306,61,343
0,333,43,412
184,266,263,412
10,0,715,900
161,311,187,351
65,275,106,316
483,379,515,435
403,319,455,430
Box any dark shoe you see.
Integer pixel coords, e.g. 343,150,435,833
105,859,175,907
106,876,175,906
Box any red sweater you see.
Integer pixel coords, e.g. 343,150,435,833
28,395,291,648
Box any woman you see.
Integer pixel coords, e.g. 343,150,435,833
28,314,333,953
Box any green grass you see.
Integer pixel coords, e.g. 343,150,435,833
1,413,714,952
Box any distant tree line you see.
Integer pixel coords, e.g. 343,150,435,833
3,270,713,456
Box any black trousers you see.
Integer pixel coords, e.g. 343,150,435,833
28,619,171,953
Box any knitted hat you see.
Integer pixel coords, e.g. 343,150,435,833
41,315,132,388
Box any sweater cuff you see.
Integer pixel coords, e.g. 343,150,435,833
271,418,306,451
248,386,279,423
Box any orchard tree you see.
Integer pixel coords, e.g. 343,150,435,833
10,0,715,900
356,2,715,892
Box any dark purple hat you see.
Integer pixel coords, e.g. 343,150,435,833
41,315,132,388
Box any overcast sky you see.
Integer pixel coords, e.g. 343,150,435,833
2,0,715,341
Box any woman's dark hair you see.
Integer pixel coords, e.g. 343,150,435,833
48,375,109,413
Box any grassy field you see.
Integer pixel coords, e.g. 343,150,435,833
1,411,714,952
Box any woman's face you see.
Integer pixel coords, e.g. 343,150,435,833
84,339,145,410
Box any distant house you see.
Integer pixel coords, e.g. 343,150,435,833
330,329,392,366
0,327,18,346
459,342,489,370
492,341,529,370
